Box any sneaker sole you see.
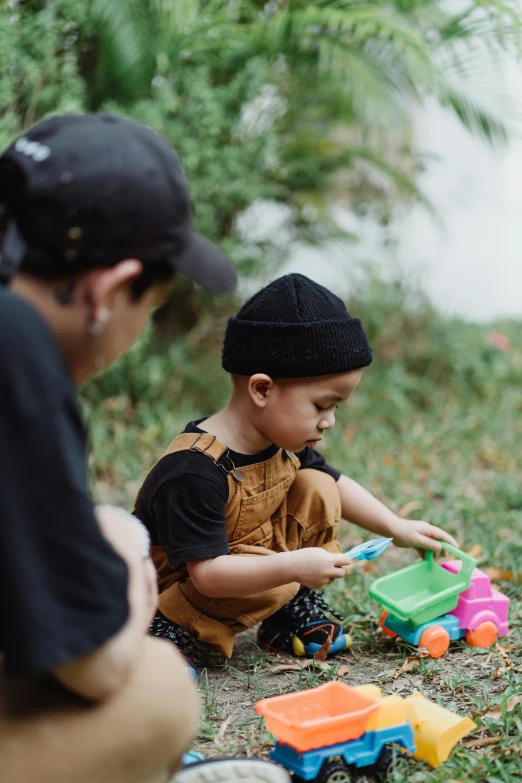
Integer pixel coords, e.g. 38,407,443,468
172,758,290,783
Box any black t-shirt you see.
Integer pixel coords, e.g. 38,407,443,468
135,419,340,565
0,288,129,678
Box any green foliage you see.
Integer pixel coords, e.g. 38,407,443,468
352,277,521,400
2,0,521,232
2,0,518,339
0,0,87,149
84,0,521,252
2,0,520,333
105,57,283,245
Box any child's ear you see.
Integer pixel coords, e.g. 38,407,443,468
248,374,274,408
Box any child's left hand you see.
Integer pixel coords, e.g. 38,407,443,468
390,517,458,554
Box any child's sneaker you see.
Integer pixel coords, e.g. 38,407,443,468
150,609,199,676
257,587,352,658
172,758,291,782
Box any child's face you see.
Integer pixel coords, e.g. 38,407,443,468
254,369,362,452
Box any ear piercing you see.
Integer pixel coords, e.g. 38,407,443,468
87,307,112,336
87,307,112,372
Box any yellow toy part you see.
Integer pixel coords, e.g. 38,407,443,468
405,692,476,767
354,686,410,731
353,684,382,700
353,686,476,766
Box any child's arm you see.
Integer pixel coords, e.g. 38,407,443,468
337,474,458,551
187,548,351,598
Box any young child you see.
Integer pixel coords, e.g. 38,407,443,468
135,273,457,669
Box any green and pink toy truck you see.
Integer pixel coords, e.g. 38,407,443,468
369,542,510,658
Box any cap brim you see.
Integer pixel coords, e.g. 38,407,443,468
173,232,237,294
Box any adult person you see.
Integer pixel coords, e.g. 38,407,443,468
0,114,289,783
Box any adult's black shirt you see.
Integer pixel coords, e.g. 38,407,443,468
0,287,129,678
135,419,341,566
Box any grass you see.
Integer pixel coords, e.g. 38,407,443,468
84,286,522,783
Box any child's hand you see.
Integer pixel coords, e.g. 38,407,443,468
390,517,458,554
289,548,351,589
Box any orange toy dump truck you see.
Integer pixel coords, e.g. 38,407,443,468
256,681,475,782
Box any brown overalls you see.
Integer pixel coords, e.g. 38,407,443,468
149,432,341,657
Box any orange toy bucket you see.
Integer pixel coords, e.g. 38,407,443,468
255,681,380,752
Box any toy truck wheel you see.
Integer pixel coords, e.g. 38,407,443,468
374,747,408,778
466,621,498,648
316,760,352,783
419,625,450,658
379,610,398,639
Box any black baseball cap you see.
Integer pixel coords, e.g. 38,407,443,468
0,113,237,293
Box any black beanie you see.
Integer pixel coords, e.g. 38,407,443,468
222,273,372,378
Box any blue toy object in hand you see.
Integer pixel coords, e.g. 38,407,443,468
344,538,393,561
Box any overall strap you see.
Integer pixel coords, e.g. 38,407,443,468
162,432,229,463
134,432,236,516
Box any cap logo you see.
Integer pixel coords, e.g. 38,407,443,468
15,137,51,162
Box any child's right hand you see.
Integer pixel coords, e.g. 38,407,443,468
288,548,351,589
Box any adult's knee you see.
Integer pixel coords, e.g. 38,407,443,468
132,637,200,769
0,638,200,783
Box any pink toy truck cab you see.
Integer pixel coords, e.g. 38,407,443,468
373,543,510,658
443,561,510,644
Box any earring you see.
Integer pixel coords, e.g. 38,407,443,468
88,321,105,337
87,307,112,336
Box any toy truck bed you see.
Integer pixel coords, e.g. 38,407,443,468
369,542,477,626
255,681,380,752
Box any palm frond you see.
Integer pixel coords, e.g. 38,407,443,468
441,85,510,146
255,4,438,126
91,0,154,105
89,0,520,144
339,145,427,203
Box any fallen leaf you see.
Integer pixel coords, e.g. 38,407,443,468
270,664,303,674
483,567,514,581
305,659,331,671
483,694,522,720
466,544,483,559
397,501,424,519
461,735,501,749
336,665,350,677
393,656,421,679
315,636,332,661
495,643,512,667
271,659,331,674
217,715,232,741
